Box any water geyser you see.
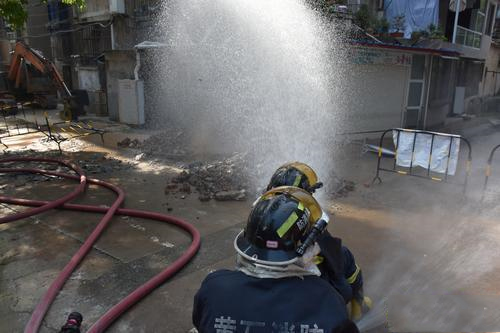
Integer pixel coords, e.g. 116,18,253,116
153,0,349,191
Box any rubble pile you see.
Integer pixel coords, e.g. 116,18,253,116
165,153,250,202
117,138,141,149
117,129,190,157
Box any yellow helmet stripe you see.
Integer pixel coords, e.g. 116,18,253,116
286,162,319,185
276,211,299,238
263,186,322,223
292,174,302,186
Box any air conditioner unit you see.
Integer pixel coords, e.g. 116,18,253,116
118,79,145,125
109,0,125,14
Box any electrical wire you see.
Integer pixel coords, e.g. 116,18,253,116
21,18,113,38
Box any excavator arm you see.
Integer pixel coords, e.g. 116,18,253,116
7,41,82,119
8,41,72,98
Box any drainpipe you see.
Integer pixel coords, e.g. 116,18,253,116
452,0,460,44
110,21,116,50
134,50,140,80
423,56,433,129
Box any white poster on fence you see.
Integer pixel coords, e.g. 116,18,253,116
392,130,460,176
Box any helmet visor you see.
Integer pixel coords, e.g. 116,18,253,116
234,230,299,265
262,186,322,224
283,162,319,187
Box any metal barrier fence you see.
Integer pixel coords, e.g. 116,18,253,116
1,106,105,153
482,144,500,200
1,104,44,150
46,118,105,153
372,128,472,192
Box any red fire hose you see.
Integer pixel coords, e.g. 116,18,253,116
0,157,87,224
0,157,201,333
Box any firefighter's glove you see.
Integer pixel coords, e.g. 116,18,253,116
349,296,372,321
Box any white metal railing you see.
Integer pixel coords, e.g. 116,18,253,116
455,26,482,49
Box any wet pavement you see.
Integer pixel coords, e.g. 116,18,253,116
1,111,500,332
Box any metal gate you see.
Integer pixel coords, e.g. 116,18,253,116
482,144,500,200
1,105,105,153
372,128,472,192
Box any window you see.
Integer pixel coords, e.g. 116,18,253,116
452,0,486,48
470,8,486,33
480,0,487,12
485,3,496,36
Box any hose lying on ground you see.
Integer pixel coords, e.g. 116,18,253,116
0,157,201,333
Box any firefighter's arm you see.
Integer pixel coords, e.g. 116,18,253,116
342,246,363,299
343,246,372,320
192,286,205,329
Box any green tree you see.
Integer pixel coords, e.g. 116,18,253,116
0,0,86,30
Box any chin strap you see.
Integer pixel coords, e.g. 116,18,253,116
236,244,321,279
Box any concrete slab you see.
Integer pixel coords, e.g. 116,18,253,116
2,114,500,332
105,256,236,333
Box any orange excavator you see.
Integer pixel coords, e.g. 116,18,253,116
1,41,85,119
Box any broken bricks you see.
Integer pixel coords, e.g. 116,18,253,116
166,153,249,202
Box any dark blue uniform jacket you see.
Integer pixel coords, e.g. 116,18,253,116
316,231,363,304
193,269,349,333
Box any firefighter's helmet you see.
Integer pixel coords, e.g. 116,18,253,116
266,162,323,193
235,186,322,264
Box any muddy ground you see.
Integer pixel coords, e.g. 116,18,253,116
1,110,500,332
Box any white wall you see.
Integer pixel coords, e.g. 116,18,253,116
77,67,101,91
344,61,409,134
482,44,500,96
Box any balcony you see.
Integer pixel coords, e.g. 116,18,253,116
455,26,482,49
74,0,125,22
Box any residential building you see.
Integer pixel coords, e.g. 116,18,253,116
342,0,499,131
481,9,500,98
25,0,52,59
3,0,498,127
0,0,159,117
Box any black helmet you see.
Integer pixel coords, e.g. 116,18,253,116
235,186,322,264
266,162,323,193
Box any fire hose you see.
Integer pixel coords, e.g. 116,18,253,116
0,156,201,333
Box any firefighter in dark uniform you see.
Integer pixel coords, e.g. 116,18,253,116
266,162,371,320
193,188,359,333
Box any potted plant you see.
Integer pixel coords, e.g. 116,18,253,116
391,14,405,37
410,30,427,44
428,24,448,41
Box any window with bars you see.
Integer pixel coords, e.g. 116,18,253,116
133,0,161,20
72,24,111,65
